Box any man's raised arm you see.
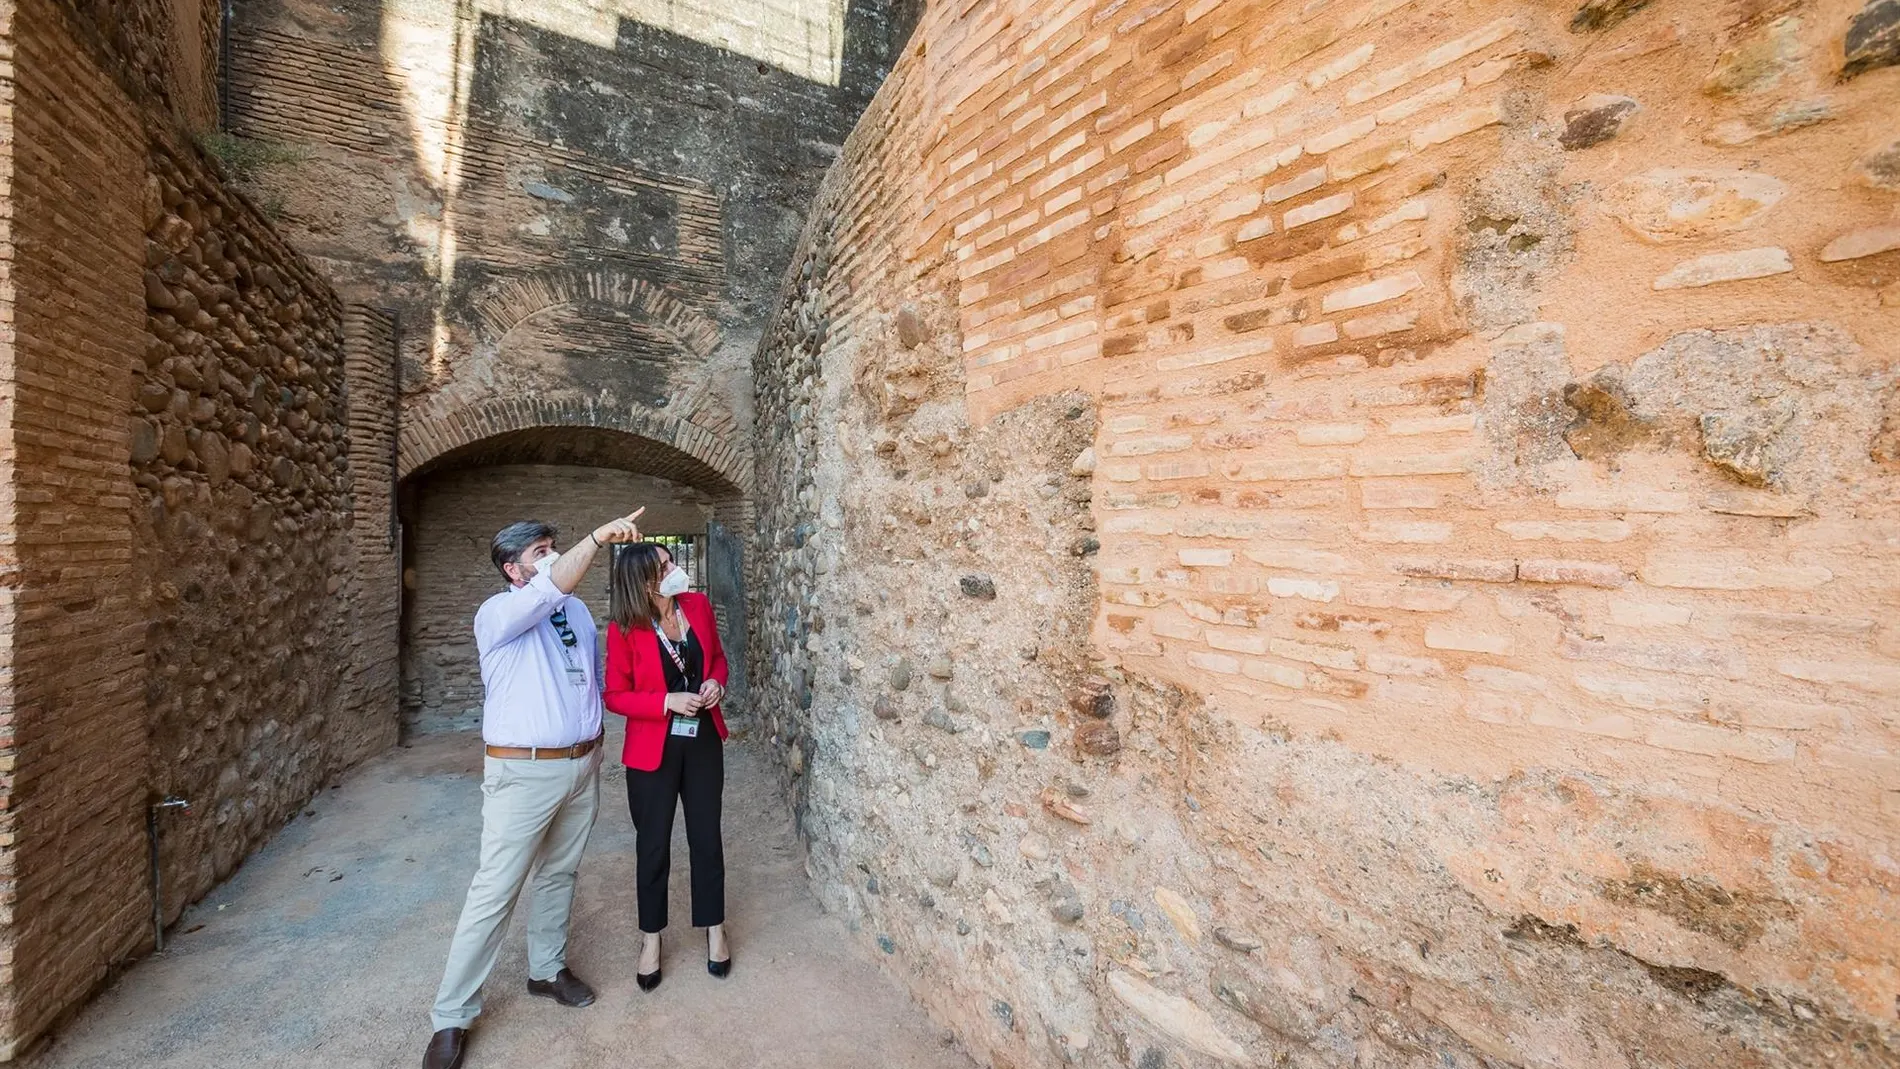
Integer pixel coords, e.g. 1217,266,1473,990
548,507,645,593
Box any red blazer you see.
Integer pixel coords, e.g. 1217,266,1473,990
604,591,730,771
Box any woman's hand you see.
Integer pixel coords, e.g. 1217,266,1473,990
698,679,724,708
665,691,704,717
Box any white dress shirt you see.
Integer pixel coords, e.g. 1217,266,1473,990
472,558,602,748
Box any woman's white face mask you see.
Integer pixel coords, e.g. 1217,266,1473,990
658,565,691,598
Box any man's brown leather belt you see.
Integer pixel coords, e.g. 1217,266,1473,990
484,735,602,760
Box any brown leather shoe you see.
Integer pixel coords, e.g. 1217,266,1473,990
423,1027,466,1069
527,968,597,1007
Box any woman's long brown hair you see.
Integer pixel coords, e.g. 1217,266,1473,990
609,542,669,629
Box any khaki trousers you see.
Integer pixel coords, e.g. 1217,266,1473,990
431,750,601,1032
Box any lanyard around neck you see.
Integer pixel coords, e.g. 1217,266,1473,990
653,615,692,675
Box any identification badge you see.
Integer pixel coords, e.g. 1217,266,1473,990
669,717,700,738
565,665,587,687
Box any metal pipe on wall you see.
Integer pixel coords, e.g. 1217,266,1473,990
146,797,191,951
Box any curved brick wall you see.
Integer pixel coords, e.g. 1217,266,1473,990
753,1,1900,1065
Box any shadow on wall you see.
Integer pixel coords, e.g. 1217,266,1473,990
227,0,920,396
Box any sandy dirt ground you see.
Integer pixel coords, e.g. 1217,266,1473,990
26,726,974,1069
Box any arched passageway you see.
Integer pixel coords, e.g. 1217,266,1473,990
395,420,750,736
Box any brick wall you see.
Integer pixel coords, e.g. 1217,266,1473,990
0,0,401,1055
401,463,714,734
337,305,402,766
55,0,219,128
221,0,918,500
0,0,150,1054
756,0,1900,1065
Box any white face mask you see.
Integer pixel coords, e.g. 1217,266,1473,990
514,550,555,583
658,566,691,598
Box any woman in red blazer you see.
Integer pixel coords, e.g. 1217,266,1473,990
603,542,731,991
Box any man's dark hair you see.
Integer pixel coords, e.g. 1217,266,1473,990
491,521,557,581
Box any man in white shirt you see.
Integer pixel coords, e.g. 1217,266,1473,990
424,508,644,1069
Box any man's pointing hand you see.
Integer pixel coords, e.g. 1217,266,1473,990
593,507,646,546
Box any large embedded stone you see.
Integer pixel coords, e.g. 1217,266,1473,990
1560,94,1637,150
129,419,160,465
1075,721,1121,755
1615,322,1885,491
1704,17,1803,96
1209,967,1324,1042
959,574,997,599
1705,98,1834,147
1603,169,1788,243
1819,224,1900,262
1569,0,1650,32
1213,928,1263,953
160,423,189,465
1154,887,1203,941
894,304,927,349
1843,0,1900,78
1652,247,1793,289
171,359,204,392
144,271,176,309
1701,403,1796,486
1108,971,1252,1064
1071,676,1115,718
1857,138,1900,191
194,433,231,484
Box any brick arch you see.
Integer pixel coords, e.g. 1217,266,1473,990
398,395,749,493
472,269,722,359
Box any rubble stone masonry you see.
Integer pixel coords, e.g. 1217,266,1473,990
754,0,1900,1066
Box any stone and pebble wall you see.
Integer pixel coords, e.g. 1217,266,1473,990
753,1,1900,1067
133,131,377,911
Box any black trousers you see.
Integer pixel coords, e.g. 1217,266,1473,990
624,721,725,933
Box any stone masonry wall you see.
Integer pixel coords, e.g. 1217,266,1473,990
0,0,400,1056
401,463,714,733
134,125,366,920
753,1,1900,1067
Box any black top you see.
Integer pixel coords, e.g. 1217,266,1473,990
654,619,704,696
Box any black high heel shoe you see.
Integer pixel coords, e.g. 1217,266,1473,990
637,934,662,992
707,927,731,979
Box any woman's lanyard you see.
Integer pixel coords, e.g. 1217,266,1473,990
653,614,693,679
655,615,701,738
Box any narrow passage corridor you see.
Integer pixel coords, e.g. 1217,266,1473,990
28,727,970,1069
